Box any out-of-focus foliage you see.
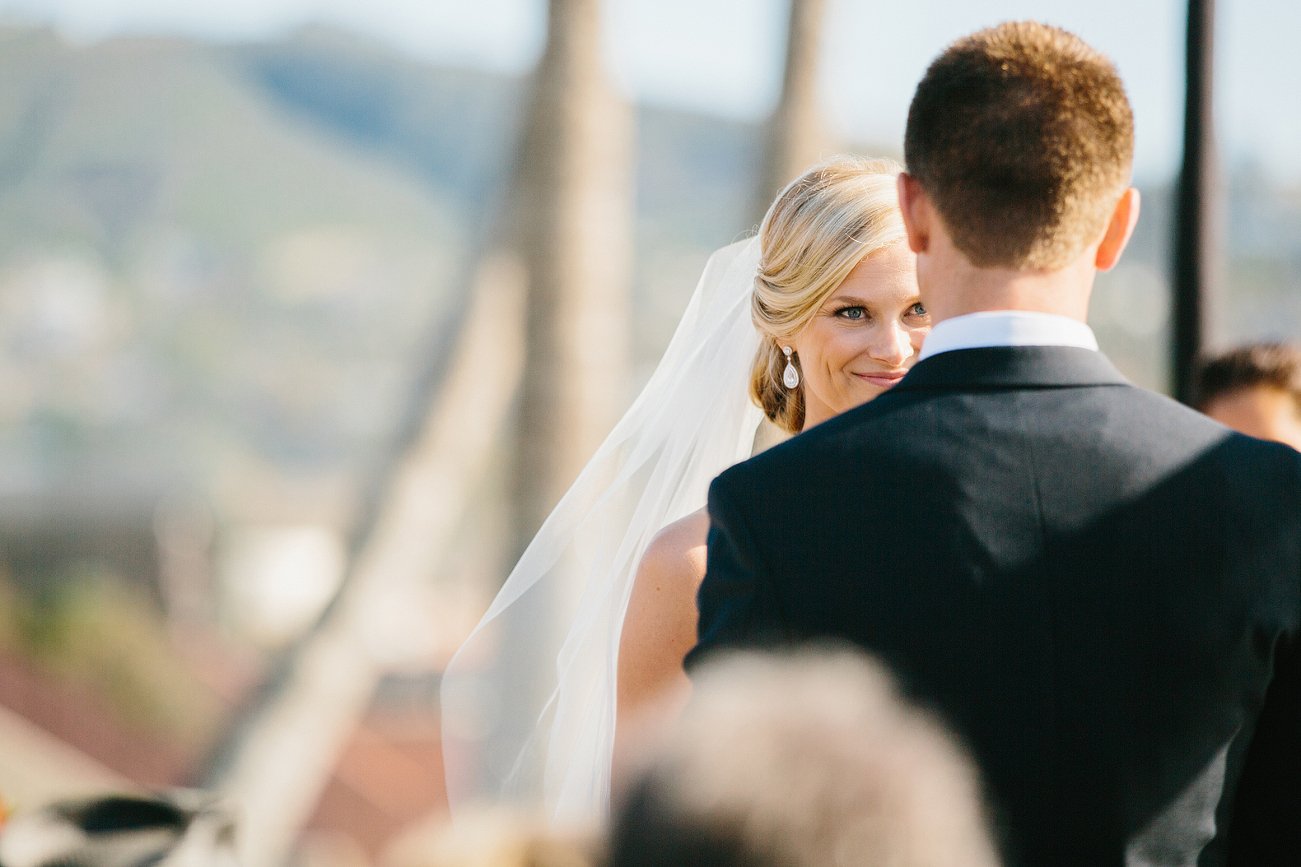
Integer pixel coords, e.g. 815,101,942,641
0,566,222,747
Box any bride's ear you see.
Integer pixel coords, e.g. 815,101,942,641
897,173,931,254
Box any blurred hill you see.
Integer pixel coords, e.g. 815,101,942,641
0,26,465,526
234,24,767,381
0,24,770,527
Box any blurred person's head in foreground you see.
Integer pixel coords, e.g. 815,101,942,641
608,647,1001,867
1199,341,1301,450
0,792,236,867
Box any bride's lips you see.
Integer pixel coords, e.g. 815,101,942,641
854,370,907,389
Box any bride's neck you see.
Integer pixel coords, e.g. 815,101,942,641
802,394,837,432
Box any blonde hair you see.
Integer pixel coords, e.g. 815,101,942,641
750,156,907,433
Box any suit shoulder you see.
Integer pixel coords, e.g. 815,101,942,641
1120,386,1301,500
710,432,817,521
1112,381,1216,422
1100,383,1256,447
1233,433,1301,495
1122,384,1301,457
714,421,830,494
715,391,920,490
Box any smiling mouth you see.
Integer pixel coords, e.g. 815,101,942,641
854,371,907,388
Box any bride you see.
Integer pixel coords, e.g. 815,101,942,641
441,155,930,827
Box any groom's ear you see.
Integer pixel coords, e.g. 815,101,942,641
1094,186,1141,272
897,173,931,254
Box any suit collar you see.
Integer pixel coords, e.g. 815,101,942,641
893,345,1131,392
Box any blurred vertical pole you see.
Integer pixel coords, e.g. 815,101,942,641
753,0,829,223
513,0,634,547
1172,0,1218,405
484,0,634,807
202,0,635,852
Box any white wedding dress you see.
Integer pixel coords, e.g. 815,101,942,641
440,237,766,828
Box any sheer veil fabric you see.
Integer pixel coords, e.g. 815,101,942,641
441,237,765,827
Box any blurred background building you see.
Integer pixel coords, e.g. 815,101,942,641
0,0,1296,865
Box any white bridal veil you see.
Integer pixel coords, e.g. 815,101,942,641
441,236,765,827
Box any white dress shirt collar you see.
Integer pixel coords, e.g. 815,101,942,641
917,310,1099,361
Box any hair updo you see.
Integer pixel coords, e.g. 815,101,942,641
751,156,907,433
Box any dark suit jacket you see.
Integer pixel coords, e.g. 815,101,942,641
687,346,1300,867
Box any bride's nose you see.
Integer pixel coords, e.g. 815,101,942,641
869,320,912,367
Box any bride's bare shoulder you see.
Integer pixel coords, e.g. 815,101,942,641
638,508,711,587
619,508,710,712
617,508,710,756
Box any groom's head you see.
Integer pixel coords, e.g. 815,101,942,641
900,22,1138,314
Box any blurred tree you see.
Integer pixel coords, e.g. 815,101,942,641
199,0,636,859
470,0,636,811
511,0,635,548
752,0,833,225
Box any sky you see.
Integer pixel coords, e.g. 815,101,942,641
0,0,1298,185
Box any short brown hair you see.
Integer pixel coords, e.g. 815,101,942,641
1198,342,1301,411
904,21,1134,270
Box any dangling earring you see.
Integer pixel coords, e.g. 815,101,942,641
782,346,800,389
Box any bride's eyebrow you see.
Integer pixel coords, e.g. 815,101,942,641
824,295,871,307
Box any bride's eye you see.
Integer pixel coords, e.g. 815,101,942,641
908,302,928,317
835,306,867,321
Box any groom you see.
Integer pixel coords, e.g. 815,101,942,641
688,22,1298,867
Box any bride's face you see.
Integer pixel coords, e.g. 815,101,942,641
791,240,927,430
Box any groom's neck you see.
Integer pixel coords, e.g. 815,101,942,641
917,220,1098,326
